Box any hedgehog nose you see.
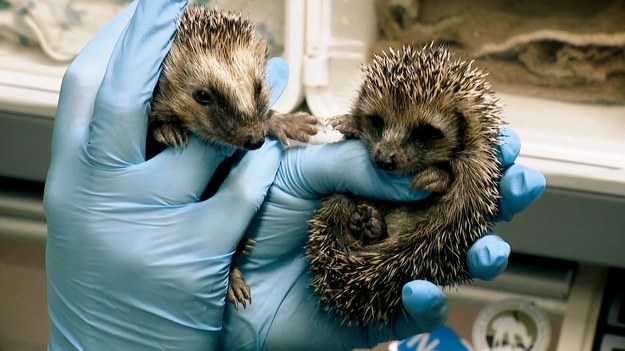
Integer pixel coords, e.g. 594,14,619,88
376,153,397,171
375,152,397,171
244,133,265,150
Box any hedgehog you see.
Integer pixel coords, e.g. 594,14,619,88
147,6,321,310
306,44,503,327
149,6,319,152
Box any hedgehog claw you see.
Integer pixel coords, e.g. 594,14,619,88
152,122,189,149
237,238,256,255
329,114,359,139
266,110,324,145
227,238,256,311
228,264,252,311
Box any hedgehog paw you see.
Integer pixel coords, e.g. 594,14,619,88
329,114,359,139
411,167,451,193
348,204,387,244
266,110,324,146
152,122,189,149
236,238,256,256
227,264,251,311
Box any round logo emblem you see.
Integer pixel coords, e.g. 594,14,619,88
472,298,551,351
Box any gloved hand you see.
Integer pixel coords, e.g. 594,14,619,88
218,127,546,350
43,1,288,350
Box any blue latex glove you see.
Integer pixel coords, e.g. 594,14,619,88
43,1,288,350
218,126,546,350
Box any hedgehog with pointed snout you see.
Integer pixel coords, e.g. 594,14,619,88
306,44,503,326
148,6,321,311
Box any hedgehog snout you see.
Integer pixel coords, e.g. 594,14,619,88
243,132,265,150
373,149,397,171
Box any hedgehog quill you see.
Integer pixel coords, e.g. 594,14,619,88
307,44,503,326
148,6,321,310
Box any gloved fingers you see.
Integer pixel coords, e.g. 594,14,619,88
384,280,449,342
498,125,521,167
277,140,431,201
497,163,546,221
130,136,234,205
190,140,282,253
467,233,511,281
51,1,138,167
496,125,547,221
289,280,449,350
266,57,289,107
87,0,187,168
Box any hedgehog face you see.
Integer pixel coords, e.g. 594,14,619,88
352,96,464,175
161,44,270,150
153,7,272,150
350,44,477,175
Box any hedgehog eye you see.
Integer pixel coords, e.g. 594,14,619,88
367,114,385,133
411,125,444,143
193,89,215,106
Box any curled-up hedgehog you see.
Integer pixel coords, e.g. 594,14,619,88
307,44,503,326
148,6,321,310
